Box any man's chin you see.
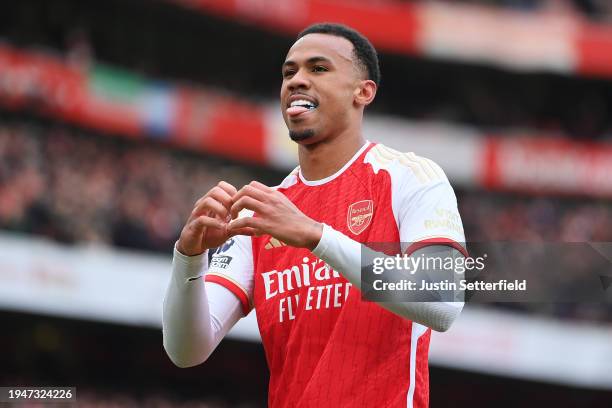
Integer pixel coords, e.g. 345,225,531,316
289,129,316,142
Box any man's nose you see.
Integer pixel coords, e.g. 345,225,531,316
287,69,310,91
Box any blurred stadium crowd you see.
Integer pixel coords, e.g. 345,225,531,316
0,118,249,252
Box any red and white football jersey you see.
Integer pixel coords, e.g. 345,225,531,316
206,142,466,408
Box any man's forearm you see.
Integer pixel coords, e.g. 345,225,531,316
312,224,464,332
162,246,242,367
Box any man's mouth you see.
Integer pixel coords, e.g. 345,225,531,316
286,99,318,118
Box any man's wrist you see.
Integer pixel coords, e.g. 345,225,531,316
305,221,324,251
176,240,205,257
172,243,208,285
174,241,207,262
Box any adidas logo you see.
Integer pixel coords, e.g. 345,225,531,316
265,237,287,250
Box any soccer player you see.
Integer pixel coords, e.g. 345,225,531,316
163,23,466,408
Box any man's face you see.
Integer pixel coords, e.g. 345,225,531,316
280,33,364,143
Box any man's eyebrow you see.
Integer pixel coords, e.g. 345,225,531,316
282,56,333,68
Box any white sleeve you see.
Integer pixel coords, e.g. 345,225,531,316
162,233,254,368
392,159,466,313
392,155,466,255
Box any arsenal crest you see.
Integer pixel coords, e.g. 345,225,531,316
347,200,374,235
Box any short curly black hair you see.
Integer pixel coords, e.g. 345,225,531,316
297,23,381,87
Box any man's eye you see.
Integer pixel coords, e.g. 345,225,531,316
312,65,327,72
283,70,295,78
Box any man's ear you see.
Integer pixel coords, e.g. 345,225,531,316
354,80,377,107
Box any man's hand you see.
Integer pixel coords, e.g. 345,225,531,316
228,181,323,250
176,181,237,256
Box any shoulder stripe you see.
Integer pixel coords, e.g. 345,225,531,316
407,152,444,180
367,144,445,184
403,152,437,182
427,156,445,179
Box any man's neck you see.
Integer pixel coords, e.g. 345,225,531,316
298,132,367,181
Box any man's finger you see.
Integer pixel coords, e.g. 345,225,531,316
233,184,269,206
217,181,238,197
228,215,264,232
192,196,230,220
208,187,234,213
228,227,259,237
190,215,225,233
248,180,275,193
230,196,265,220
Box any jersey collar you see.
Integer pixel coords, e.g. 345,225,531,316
299,141,371,186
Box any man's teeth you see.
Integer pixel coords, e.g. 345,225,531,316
290,99,316,109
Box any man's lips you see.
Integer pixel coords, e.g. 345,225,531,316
285,94,318,118
286,93,318,107
287,105,313,117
